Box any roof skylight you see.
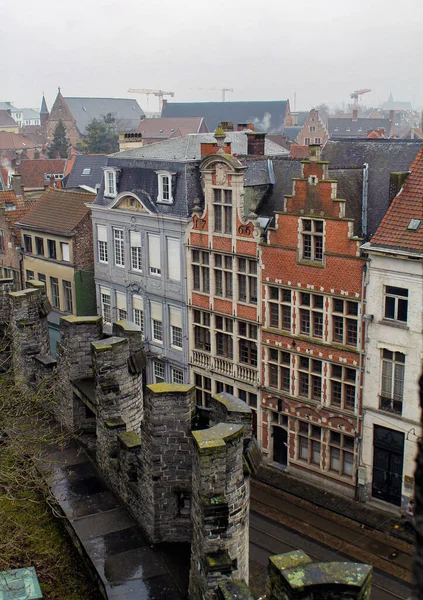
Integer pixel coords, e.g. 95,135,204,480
407,219,421,231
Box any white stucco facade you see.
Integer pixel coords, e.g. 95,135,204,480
361,248,423,510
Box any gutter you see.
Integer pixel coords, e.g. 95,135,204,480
361,163,369,238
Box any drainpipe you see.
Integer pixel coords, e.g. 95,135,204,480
356,262,369,501
18,246,24,290
361,163,369,238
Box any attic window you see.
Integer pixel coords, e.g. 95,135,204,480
407,219,421,231
82,168,91,176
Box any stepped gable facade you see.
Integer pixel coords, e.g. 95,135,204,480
260,145,366,497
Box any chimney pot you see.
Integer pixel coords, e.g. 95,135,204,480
11,173,23,197
247,132,266,156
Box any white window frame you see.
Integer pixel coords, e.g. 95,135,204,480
100,287,111,324
151,301,163,343
130,230,142,272
171,368,184,384
104,169,118,198
61,242,70,262
154,361,165,383
97,225,108,264
116,291,127,321
148,234,161,276
132,295,144,336
113,228,125,268
156,170,175,204
167,237,181,281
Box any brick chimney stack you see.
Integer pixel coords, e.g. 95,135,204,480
247,131,266,156
219,121,234,132
11,173,23,197
237,123,255,132
352,109,358,121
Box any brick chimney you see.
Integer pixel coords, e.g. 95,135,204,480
219,121,234,132
352,109,358,121
237,123,255,132
201,129,231,157
247,132,266,156
11,173,23,197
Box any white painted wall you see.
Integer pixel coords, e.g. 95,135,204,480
362,250,423,508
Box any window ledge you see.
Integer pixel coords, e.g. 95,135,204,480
379,319,409,330
297,259,325,268
156,198,174,205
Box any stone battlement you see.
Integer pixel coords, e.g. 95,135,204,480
0,277,373,599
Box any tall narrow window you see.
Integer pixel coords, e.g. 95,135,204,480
156,172,174,204
151,301,163,343
330,365,356,411
97,225,108,264
380,350,405,414
192,250,210,293
193,310,211,352
63,280,73,313
23,235,32,253
113,229,125,267
132,295,144,335
238,258,258,304
104,170,117,198
35,237,44,256
0,229,4,252
384,286,408,323
130,231,142,272
238,321,258,367
214,254,233,298
301,219,324,262
116,291,127,321
170,306,183,349
50,277,60,308
47,239,57,259
148,234,161,276
332,299,358,347
100,287,111,324
154,361,165,383
213,188,232,233
61,242,70,262
167,238,181,281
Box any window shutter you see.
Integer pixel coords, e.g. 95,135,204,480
61,243,70,261
150,301,162,321
169,306,182,328
381,359,393,397
100,286,110,296
394,362,405,400
148,234,161,269
130,231,141,247
116,291,126,310
97,225,107,242
167,237,181,281
132,295,144,311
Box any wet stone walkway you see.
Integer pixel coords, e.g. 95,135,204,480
37,440,189,599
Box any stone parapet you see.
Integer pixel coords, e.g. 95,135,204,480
137,383,196,543
267,551,372,600
9,286,50,389
209,392,253,442
189,423,249,599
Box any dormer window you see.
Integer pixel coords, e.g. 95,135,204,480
156,171,175,204
104,168,118,198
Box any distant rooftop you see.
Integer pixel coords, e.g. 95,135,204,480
115,131,288,162
63,97,145,134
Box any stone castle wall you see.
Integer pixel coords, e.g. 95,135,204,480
0,276,373,600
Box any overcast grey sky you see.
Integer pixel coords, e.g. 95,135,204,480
2,0,422,113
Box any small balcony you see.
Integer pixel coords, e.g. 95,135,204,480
236,364,258,385
191,350,211,369
379,395,403,415
213,356,234,377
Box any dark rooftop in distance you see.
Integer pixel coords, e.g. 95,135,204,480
162,100,290,134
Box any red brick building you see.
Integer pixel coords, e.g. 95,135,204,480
260,145,366,496
187,137,266,434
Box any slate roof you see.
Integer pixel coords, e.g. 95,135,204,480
282,126,301,142
0,132,38,150
65,154,107,190
0,102,19,112
0,111,18,128
20,125,47,146
296,112,310,126
17,159,67,188
162,101,289,133
136,117,206,139
328,117,391,137
115,132,288,162
21,108,40,121
18,188,93,234
40,95,48,115
369,147,423,254
322,139,423,237
64,97,144,135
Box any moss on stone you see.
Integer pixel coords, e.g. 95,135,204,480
61,315,102,325
192,423,243,452
213,392,251,414
118,431,141,449
114,320,141,332
147,383,195,394
270,550,312,573
105,416,126,429
91,337,127,352
9,289,38,297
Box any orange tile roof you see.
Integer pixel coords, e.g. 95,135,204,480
18,188,93,235
17,159,67,188
290,144,309,159
0,191,34,237
370,146,423,253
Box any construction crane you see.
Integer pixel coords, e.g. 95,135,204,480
350,89,372,108
191,87,234,101
127,89,175,113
